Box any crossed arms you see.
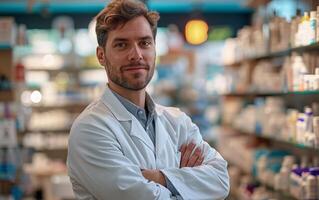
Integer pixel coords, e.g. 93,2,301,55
141,142,204,187
68,116,229,200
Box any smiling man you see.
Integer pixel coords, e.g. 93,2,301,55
67,0,229,199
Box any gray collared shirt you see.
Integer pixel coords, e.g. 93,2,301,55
112,91,156,146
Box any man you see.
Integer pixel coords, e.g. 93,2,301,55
67,0,229,199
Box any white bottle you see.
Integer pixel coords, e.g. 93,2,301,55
310,11,317,44
305,175,317,199
314,68,319,90
297,114,306,144
305,107,314,132
292,56,308,91
301,12,310,46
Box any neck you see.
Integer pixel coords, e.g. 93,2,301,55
108,83,146,108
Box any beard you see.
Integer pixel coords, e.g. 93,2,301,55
105,57,155,91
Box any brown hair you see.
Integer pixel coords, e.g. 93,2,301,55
95,0,160,47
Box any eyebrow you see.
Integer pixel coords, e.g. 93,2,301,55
112,36,153,43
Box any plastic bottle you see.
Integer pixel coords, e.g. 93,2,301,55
291,55,308,91
305,175,317,199
304,107,316,147
305,107,314,132
296,115,306,144
293,10,302,47
301,12,310,46
309,11,317,44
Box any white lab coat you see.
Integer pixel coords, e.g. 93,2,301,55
67,86,229,200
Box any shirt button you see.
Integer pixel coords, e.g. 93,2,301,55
138,110,143,115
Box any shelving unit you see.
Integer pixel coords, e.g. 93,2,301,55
31,102,89,111
223,90,319,97
22,62,102,163
222,23,319,197
26,66,103,74
227,43,319,67
222,126,319,156
24,128,71,133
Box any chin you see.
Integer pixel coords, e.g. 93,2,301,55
130,83,147,91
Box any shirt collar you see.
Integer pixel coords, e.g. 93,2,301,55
110,89,156,120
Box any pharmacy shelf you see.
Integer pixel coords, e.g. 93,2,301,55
223,152,252,174
259,180,298,200
31,102,89,111
221,127,300,200
223,126,319,155
26,67,103,73
223,90,319,97
36,148,68,152
227,43,319,66
24,128,70,133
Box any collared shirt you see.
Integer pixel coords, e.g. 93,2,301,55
111,89,181,198
112,91,156,145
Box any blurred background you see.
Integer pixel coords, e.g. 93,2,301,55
1,0,319,199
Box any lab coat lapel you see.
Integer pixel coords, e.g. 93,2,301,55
154,108,169,166
101,86,155,152
130,118,155,153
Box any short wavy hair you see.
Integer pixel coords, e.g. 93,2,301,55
95,0,160,47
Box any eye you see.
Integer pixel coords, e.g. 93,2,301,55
113,42,127,49
140,40,152,48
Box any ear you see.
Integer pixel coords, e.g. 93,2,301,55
96,46,106,66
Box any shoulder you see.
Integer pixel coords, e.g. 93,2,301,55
155,104,186,119
69,99,118,141
155,104,191,127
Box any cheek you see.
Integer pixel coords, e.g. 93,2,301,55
143,49,156,61
105,52,120,66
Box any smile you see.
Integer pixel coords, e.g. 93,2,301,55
123,66,148,71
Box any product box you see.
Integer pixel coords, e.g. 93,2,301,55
0,17,16,46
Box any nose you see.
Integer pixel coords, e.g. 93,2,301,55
128,43,143,62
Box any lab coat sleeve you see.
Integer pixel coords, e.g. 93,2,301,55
161,113,230,200
67,117,175,200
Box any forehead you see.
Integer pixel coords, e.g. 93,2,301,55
107,16,153,43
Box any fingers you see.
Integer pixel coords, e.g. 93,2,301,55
194,156,204,166
179,144,187,155
186,147,202,167
179,143,205,168
180,142,196,167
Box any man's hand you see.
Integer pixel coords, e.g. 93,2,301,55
141,169,167,187
180,143,204,168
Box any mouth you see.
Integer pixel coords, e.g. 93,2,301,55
122,65,149,72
